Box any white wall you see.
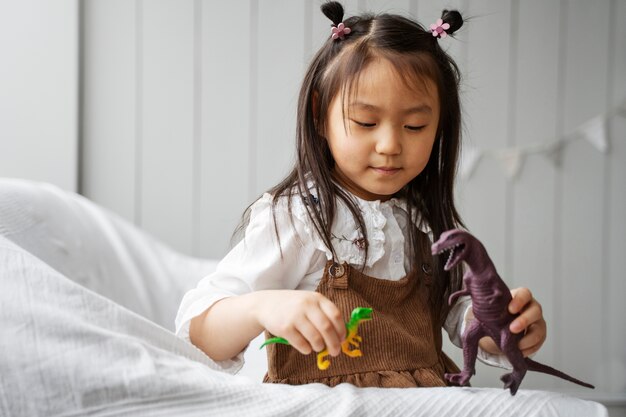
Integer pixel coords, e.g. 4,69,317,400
81,0,625,413
0,0,78,191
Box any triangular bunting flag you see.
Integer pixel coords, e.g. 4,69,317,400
580,115,608,153
497,148,525,180
458,98,623,181
459,145,483,181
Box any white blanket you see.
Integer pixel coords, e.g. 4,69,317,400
0,178,217,330
0,179,608,416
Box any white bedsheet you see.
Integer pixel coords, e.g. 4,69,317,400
0,179,609,417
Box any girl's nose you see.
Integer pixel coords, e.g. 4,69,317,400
375,127,402,155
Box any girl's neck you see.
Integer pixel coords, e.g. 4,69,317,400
331,170,395,202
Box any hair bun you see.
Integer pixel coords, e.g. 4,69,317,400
321,1,345,26
441,10,463,36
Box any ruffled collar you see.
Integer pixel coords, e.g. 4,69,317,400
292,182,431,268
340,188,432,236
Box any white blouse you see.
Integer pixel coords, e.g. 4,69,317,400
175,191,509,373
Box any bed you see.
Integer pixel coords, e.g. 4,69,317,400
0,178,608,416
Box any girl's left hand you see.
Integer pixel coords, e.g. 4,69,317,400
478,287,547,357
508,287,547,357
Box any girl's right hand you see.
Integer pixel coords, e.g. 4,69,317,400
252,290,346,357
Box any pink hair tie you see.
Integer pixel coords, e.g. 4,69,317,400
331,22,351,40
430,18,450,38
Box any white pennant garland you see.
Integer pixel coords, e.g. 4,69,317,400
497,148,524,180
543,140,566,167
460,145,483,180
459,99,625,181
580,115,608,153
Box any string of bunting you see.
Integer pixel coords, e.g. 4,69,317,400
460,99,626,181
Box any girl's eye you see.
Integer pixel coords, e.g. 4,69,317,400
352,120,376,128
405,125,426,131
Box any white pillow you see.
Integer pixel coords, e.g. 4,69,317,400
0,178,217,330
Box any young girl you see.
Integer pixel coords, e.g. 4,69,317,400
176,2,546,388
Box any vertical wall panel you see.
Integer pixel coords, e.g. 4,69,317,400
508,0,561,390
0,0,78,192
558,1,610,391
82,0,136,220
309,0,329,58
254,1,306,195
140,0,195,254
456,0,511,276
607,0,626,396
361,0,411,14
304,0,332,60
340,0,361,14
198,1,252,258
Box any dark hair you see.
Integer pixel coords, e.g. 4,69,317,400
243,2,466,324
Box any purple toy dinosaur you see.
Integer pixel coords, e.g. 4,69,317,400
431,228,595,395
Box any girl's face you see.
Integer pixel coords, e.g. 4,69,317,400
325,57,440,201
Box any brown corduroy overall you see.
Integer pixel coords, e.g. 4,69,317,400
263,236,460,388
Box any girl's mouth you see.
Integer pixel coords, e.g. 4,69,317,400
371,167,401,175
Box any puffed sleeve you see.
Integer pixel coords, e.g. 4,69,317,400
174,193,321,373
444,297,513,370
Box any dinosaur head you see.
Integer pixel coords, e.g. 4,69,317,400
350,307,373,322
431,228,471,271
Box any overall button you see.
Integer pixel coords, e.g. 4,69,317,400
328,262,346,278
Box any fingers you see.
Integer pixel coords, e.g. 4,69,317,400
304,304,344,357
279,326,313,355
261,292,345,357
318,298,347,352
518,319,547,357
276,316,333,356
294,318,326,354
507,287,547,357
509,288,542,334
275,320,338,356
508,287,532,315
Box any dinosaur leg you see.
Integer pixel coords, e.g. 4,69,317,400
341,332,363,358
317,349,331,370
446,320,484,386
499,330,527,395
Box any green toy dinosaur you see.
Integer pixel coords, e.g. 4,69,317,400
260,307,373,370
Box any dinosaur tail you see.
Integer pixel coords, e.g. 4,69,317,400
259,337,290,349
525,358,595,389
